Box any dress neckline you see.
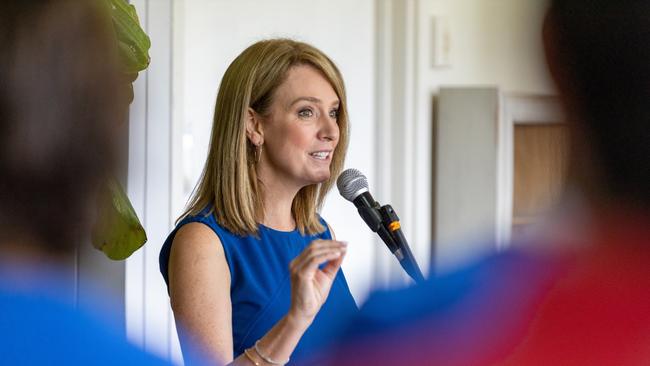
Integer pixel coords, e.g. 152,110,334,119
258,223,298,234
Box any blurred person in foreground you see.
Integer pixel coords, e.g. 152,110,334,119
313,0,650,364
0,1,169,364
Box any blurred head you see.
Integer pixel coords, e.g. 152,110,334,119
0,0,122,256
184,39,349,235
544,0,650,211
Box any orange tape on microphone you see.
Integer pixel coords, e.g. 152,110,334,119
388,221,401,232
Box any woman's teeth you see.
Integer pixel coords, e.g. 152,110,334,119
310,151,330,160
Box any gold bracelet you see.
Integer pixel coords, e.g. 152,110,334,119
243,348,260,366
254,340,290,365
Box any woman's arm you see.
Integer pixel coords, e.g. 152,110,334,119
169,223,233,363
169,223,347,365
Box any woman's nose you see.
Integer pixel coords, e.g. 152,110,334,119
318,113,339,142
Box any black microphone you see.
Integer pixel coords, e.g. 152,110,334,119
337,168,425,283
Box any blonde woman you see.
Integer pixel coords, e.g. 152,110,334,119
159,39,357,365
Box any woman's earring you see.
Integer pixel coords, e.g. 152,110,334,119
255,143,263,164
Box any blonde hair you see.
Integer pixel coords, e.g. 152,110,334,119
180,39,349,236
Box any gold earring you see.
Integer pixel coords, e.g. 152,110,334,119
254,143,263,164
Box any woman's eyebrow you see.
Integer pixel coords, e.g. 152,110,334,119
288,96,322,108
287,96,340,109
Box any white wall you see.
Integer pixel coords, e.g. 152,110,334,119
174,0,377,303
413,0,555,271
418,0,554,93
372,0,554,276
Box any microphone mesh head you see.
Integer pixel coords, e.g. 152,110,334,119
337,168,369,202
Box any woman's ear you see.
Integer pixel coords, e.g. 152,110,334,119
245,108,264,146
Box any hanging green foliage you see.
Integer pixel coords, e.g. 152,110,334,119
109,0,151,73
92,179,148,260
91,0,151,260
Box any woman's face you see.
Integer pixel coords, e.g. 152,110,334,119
258,64,340,189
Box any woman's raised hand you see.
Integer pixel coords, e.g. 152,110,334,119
288,240,348,325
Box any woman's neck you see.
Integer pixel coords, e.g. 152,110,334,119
257,173,301,231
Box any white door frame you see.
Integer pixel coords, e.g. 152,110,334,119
126,0,182,363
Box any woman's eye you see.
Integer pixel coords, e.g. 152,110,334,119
298,108,314,118
329,109,339,119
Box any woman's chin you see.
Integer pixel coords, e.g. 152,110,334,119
304,171,331,185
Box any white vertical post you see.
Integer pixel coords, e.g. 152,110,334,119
126,0,148,350
126,0,178,362
143,0,173,359
374,0,430,286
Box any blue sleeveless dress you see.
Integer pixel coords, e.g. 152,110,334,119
159,209,358,362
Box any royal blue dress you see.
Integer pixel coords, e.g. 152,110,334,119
159,209,358,362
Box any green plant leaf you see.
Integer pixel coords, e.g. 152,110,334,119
92,179,147,261
109,0,151,73
89,0,151,261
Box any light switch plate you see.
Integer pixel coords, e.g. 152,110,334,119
431,16,451,68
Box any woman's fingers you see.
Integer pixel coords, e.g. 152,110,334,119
321,249,346,278
287,241,348,320
289,240,346,271
290,246,346,278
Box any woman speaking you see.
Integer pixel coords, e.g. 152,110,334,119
159,39,357,365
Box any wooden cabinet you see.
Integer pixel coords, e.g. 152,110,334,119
512,123,568,240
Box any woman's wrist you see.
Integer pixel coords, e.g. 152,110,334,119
246,312,311,365
285,309,314,332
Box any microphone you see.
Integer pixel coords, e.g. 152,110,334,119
337,168,425,283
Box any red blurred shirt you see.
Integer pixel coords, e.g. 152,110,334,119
319,211,650,366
